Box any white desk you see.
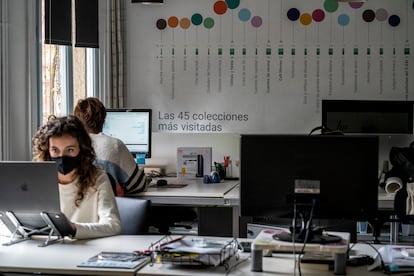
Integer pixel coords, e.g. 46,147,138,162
135,178,239,237
139,178,239,206
0,235,161,276
0,234,387,276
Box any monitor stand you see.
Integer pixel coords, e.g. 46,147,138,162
273,227,342,244
272,210,342,244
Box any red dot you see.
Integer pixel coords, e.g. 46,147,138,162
214,1,228,15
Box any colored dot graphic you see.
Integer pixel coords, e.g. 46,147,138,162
251,16,262,28
349,2,364,9
191,13,203,26
300,13,312,26
362,9,375,23
214,1,227,15
155,1,407,31
225,0,240,10
324,0,338,13
338,14,350,26
204,17,215,29
388,14,400,27
180,18,191,29
168,16,179,28
287,8,300,21
238,8,251,22
312,9,325,22
156,19,167,30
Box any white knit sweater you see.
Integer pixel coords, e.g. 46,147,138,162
59,168,121,239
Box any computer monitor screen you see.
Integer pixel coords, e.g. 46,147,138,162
240,134,379,222
103,109,152,158
322,100,414,134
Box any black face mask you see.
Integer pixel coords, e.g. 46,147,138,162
51,155,81,175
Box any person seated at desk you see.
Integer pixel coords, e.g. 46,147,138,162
32,115,121,239
73,97,147,196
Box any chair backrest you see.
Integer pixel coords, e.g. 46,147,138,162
115,196,151,235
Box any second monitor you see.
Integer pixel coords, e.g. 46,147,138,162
240,134,379,242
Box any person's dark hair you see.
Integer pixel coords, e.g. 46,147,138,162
73,97,106,134
32,115,97,206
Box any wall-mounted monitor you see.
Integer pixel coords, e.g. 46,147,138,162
322,100,414,134
103,109,152,158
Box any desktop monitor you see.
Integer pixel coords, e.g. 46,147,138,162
103,109,152,158
240,134,379,240
322,100,414,134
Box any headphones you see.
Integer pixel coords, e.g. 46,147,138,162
203,171,221,184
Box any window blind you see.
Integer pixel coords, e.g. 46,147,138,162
44,0,98,48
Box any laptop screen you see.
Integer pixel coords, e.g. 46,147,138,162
0,161,59,231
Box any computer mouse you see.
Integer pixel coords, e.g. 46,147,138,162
156,179,168,187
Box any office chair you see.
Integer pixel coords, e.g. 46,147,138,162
115,196,151,235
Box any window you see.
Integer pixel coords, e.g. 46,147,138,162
40,0,99,124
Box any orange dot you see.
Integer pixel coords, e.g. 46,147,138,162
214,1,227,15
300,13,312,26
180,17,191,29
168,16,179,28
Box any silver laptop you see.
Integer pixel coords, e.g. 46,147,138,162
0,161,73,242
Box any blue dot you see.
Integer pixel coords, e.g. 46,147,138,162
338,14,350,26
388,14,400,27
238,8,251,22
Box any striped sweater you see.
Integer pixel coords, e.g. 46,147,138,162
90,133,147,195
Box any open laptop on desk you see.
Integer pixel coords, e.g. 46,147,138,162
0,161,74,246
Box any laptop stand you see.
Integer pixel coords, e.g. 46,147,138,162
1,211,71,247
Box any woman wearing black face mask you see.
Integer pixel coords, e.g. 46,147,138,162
32,115,121,239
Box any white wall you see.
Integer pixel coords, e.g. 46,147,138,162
147,132,240,176
124,0,414,175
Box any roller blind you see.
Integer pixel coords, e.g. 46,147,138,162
44,0,98,48
44,0,71,46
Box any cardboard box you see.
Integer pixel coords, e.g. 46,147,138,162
177,147,212,178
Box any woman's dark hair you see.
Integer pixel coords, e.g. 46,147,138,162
32,115,97,206
73,97,106,134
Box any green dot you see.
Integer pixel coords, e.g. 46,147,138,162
203,17,214,29
226,0,240,9
324,0,339,13
191,13,203,26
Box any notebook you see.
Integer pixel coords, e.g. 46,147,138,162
0,161,72,237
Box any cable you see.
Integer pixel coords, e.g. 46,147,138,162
297,199,317,276
292,200,297,276
362,241,391,275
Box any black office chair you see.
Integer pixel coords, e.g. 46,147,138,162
115,196,151,235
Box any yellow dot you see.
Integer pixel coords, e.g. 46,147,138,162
300,13,312,26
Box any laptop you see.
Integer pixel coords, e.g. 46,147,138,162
0,161,73,242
